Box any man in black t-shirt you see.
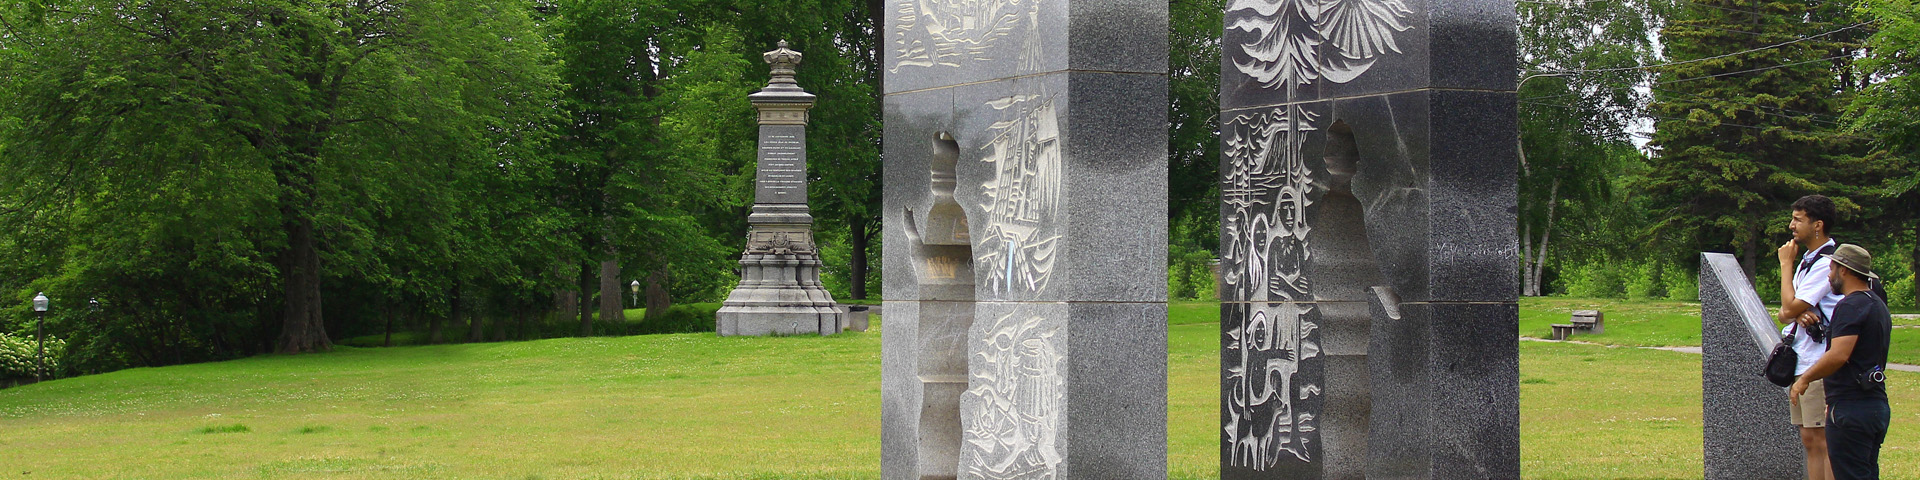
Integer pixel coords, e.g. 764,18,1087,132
1790,243,1892,480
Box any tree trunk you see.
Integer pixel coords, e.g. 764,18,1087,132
1522,222,1534,296
277,215,331,354
1911,221,1918,307
1520,180,1558,297
428,313,445,345
554,261,579,324
467,299,485,343
599,256,622,326
850,216,871,300
578,261,596,336
382,307,394,348
644,265,673,321
1740,236,1758,289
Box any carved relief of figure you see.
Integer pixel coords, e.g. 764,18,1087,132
960,312,1065,480
1221,0,1413,472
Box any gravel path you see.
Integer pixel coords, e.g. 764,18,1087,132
1520,337,1920,373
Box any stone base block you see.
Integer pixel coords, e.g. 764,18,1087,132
716,306,844,336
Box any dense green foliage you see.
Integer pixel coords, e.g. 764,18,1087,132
1,0,1917,378
1518,0,1919,303
0,0,886,377
1517,0,1670,297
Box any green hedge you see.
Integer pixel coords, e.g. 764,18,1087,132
339,303,725,348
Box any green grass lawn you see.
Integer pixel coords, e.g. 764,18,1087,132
1524,296,1920,365
5,305,1920,479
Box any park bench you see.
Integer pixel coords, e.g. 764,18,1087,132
1571,310,1605,334
1551,323,1576,341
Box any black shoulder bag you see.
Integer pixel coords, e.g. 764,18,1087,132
1765,323,1799,387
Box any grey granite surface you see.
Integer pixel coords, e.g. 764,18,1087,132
1218,0,1519,477
1700,253,1804,480
882,1,1170,478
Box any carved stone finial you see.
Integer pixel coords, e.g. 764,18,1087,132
764,40,803,86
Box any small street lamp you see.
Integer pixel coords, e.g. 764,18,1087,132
629,280,641,308
32,292,49,382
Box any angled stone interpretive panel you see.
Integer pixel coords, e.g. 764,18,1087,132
1218,0,1520,478
881,1,1169,479
1699,252,1804,479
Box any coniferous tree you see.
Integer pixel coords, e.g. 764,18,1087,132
1643,0,1865,279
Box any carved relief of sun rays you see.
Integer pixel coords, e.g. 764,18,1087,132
1226,0,1413,88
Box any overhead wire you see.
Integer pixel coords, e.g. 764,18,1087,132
1520,100,1873,141
1523,53,1858,102
1524,21,1873,76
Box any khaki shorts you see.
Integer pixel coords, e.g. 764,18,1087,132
1790,379,1827,428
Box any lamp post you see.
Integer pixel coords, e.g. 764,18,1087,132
629,280,641,308
32,292,48,382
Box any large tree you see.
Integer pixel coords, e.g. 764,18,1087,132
0,0,561,355
1643,0,1865,279
1516,0,1669,296
1851,0,1920,306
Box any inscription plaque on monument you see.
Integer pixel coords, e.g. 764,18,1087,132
1217,0,1521,478
756,126,808,204
881,1,1170,479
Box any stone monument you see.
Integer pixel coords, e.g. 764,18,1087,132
716,41,845,337
879,1,1170,479
1699,252,1804,479
1217,0,1521,478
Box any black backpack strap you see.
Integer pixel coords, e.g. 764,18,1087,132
1799,242,1840,275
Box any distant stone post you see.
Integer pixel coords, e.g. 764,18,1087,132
716,41,843,337
1700,252,1804,479
1217,0,1521,477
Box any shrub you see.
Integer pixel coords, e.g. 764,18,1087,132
0,332,66,383
1886,273,1917,310
1663,265,1700,302
1561,262,1627,299
1168,245,1218,301
1625,261,1668,300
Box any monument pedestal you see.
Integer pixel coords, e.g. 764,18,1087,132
716,42,842,337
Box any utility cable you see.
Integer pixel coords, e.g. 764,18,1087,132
1526,21,1873,76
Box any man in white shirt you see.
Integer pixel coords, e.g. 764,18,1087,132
1776,194,1845,480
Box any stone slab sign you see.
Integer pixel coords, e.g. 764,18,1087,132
880,1,1170,479
1699,252,1804,479
1217,0,1521,477
716,42,844,337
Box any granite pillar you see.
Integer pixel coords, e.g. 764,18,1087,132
1217,0,1520,478
1699,252,1804,479
717,42,844,337
881,2,1170,479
